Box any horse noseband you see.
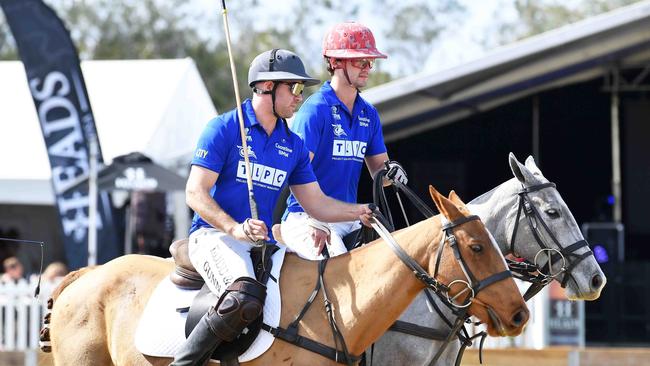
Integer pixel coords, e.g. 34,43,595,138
509,182,595,291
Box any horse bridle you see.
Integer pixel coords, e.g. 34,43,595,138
370,209,512,309
507,182,595,300
369,200,512,366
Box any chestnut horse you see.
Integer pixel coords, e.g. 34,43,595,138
46,187,528,365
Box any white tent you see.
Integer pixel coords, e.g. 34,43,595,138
0,58,217,205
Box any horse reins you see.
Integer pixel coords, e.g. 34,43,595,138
371,174,596,365
369,170,491,366
369,202,511,366
507,182,594,301
263,204,510,366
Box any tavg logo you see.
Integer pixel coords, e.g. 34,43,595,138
332,140,367,160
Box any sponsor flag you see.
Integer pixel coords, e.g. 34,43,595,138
1,0,121,269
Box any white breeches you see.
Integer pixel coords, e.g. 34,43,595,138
188,227,256,297
280,212,361,260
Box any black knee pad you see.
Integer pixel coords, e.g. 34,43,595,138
204,277,266,342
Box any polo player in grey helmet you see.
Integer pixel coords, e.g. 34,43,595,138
172,49,374,365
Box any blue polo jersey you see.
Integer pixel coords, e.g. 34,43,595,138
285,81,387,214
190,99,316,238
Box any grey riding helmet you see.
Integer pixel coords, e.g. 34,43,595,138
248,49,320,88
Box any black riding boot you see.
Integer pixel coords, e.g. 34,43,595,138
170,307,222,366
170,277,266,366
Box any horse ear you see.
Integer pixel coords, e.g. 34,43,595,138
448,190,466,206
448,190,471,215
509,152,537,184
429,186,463,221
524,155,544,176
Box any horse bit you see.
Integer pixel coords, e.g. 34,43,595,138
368,171,513,366
507,182,595,301
367,174,593,366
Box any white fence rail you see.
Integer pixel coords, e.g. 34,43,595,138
0,278,57,351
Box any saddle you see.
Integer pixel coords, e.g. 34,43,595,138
169,238,204,290
168,238,279,364
341,225,378,251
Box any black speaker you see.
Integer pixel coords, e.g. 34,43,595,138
581,222,624,263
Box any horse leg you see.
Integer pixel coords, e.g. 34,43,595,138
50,292,113,365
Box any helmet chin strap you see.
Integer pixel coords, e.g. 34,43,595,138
253,82,282,119
342,60,354,87
270,82,281,119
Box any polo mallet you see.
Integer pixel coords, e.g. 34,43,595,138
219,0,262,247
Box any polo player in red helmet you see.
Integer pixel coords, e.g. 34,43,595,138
281,22,408,259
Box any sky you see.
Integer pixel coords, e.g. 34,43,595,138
424,0,519,73
194,0,521,77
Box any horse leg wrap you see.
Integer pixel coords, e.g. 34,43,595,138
207,277,267,342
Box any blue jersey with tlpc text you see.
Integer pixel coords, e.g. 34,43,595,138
285,81,387,214
190,99,316,239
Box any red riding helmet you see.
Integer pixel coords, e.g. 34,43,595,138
322,22,387,59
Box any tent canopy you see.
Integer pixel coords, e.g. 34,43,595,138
0,58,217,204
64,152,187,193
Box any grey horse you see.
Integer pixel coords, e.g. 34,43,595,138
368,153,607,366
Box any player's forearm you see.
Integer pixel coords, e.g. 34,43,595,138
186,188,238,234
305,195,364,223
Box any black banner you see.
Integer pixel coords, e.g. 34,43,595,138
1,0,120,269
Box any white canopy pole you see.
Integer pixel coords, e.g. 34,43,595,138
88,136,98,266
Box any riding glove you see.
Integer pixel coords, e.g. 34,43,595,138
386,160,408,185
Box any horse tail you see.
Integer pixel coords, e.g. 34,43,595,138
39,266,98,352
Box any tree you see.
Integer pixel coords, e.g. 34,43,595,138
281,0,465,82
1,0,466,110
0,10,17,60
496,0,643,44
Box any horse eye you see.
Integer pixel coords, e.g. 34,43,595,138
470,244,483,253
545,208,560,218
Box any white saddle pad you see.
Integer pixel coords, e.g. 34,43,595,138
135,246,286,363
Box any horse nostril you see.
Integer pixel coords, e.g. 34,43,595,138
511,308,529,328
591,274,603,290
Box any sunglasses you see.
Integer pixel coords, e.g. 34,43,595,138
280,82,305,96
349,58,375,69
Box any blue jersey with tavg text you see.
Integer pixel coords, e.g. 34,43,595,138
190,99,316,238
285,81,387,214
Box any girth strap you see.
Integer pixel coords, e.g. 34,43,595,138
262,260,360,365
261,323,362,364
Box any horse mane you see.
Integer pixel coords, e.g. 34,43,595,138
467,178,516,205
468,184,502,205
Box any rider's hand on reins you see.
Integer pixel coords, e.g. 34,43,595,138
358,204,375,227
384,160,408,186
